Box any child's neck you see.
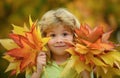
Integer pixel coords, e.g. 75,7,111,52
52,54,69,65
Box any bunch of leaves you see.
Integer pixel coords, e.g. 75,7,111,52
0,16,50,77
64,24,120,78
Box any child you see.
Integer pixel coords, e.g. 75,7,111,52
30,8,90,78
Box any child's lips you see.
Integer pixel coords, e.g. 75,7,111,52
55,45,66,47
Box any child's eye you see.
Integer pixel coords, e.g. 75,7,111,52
63,33,68,36
50,34,56,37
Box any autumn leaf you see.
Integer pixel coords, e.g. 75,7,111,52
66,23,120,78
0,16,50,77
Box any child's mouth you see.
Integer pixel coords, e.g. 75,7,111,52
55,45,66,47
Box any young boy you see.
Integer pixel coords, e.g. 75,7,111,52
30,8,90,78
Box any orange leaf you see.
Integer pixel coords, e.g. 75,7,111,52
0,17,50,76
66,23,120,76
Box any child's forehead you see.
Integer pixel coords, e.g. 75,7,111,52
45,25,72,32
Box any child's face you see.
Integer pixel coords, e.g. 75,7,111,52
46,26,73,56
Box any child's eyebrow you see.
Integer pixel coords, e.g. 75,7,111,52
48,31,54,33
63,29,72,32
46,30,54,33
63,30,70,32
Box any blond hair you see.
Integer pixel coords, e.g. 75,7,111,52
38,8,80,36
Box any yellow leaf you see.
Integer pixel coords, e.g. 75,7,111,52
5,61,20,72
61,56,75,76
75,44,88,54
71,56,90,73
42,47,47,51
89,54,106,66
114,61,120,69
37,26,42,38
75,59,90,73
100,52,115,66
32,66,36,71
42,37,51,46
101,67,108,74
97,67,120,78
90,49,102,55
12,24,26,35
92,58,106,66
110,51,120,62
29,15,33,27
66,48,76,55
2,55,15,62
0,39,18,50
24,23,29,31
112,68,120,75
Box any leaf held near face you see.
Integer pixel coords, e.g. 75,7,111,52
0,16,50,77
65,23,120,78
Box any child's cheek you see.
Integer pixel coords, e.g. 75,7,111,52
48,39,54,45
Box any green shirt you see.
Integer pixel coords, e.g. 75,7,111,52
40,61,81,78
26,60,94,78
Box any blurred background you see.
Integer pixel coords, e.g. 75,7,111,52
0,0,120,78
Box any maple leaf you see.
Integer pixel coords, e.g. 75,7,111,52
0,16,50,77
65,23,120,78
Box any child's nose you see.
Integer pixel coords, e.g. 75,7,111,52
56,36,64,43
